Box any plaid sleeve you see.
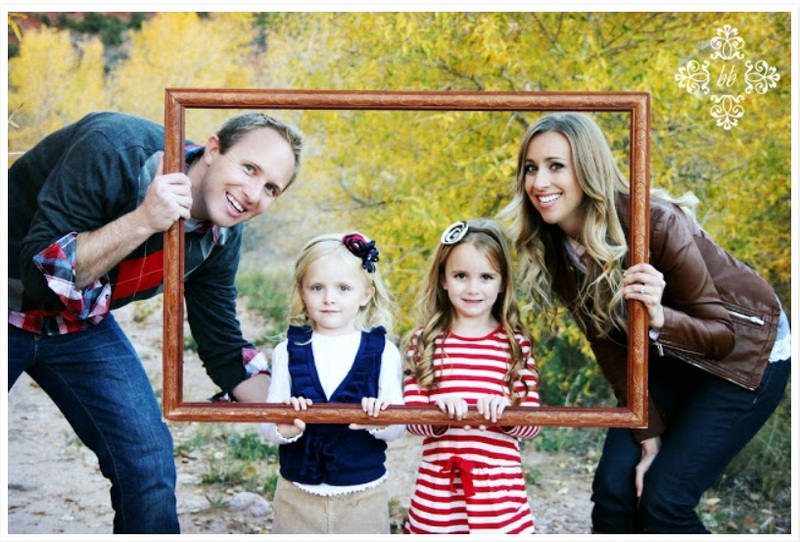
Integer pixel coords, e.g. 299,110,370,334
242,347,270,376
32,232,111,321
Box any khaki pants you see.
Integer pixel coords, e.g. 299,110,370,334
271,475,390,534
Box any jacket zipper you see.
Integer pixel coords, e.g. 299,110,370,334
652,309,766,356
727,309,765,326
651,339,703,358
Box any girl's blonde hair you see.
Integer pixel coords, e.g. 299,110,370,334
289,232,395,335
405,218,532,403
500,112,697,337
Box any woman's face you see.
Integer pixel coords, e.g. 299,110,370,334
522,131,586,238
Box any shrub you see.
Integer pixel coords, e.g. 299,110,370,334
235,265,293,340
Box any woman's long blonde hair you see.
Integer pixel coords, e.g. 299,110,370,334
289,232,395,335
500,112,697,337
404,218,532,403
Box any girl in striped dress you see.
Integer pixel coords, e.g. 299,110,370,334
403,218,541,534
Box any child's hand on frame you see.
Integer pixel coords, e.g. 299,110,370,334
435,394,469,421
286,396,313,411
361,396,391,417
475,395,511,428
276,420,305,439
276,396,311,439
349,396,390,431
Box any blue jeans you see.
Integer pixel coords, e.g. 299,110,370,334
8,315,180,533
591,355,790,534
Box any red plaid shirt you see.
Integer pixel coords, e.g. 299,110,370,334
8,232,111,335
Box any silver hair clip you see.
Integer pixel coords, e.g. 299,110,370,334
440,221,469,245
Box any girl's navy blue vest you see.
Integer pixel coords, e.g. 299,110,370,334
278,325,389,486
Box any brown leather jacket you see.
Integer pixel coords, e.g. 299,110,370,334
557,195,781,441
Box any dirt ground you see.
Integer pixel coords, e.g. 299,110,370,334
4,301,600,536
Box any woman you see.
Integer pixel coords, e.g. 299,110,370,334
501,112,790,533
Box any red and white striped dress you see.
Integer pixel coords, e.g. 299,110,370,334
403,327,541,534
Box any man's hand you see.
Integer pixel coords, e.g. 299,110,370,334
74,155,193,288
137,154,192,233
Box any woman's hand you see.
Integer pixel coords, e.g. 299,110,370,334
635,436,662,498
623,263,666,329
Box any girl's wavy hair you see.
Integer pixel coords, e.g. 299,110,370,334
500,112,697,337
289,232,395,336
404,218,533,404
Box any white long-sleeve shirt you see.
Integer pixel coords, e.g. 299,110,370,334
261,329,405,496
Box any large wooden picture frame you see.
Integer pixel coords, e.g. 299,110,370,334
162,89,650,427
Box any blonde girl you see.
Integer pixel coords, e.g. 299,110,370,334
403,218,541,534
261,232,404,534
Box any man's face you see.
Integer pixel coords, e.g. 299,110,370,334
193,127,295,227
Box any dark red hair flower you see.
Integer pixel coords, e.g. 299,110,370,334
342,232,380,273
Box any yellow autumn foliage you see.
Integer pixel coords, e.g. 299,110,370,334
107,12,261,131
7,12,792,405
8,27,108,156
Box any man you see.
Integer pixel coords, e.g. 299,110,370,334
7,111,303,533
